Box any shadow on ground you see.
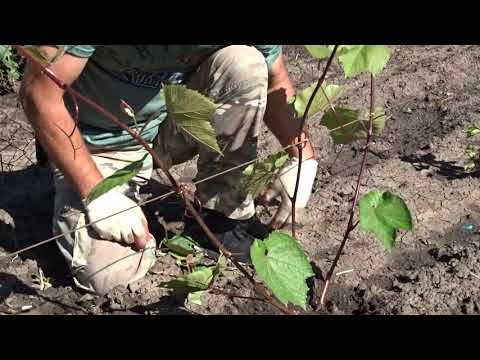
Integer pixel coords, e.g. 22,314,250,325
401,151,480,180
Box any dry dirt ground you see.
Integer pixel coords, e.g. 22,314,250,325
2,45,480,315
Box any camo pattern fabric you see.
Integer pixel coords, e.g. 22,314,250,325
154,45,269,220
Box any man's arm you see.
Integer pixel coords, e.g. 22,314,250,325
263,55,315,160
21,46,149,248
261,54,318,228
20,46,103,198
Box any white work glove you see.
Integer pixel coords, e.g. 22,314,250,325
84,190,149,249
260,157,318,229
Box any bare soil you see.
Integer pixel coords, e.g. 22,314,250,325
2,45,480,315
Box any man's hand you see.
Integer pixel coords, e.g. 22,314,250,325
261,157,318,228
85,191,150,250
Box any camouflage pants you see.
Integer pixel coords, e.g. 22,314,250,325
53,45,269,294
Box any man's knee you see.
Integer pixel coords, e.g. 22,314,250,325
81,267,133,296
215,45,268,70
53,201,156,296
201,46,269,145
209,45,269,95
76,239,156,295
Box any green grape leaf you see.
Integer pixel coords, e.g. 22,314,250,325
338,45,390,78
304,45,334,59
304,45,350,59
164,235,201,257
294,83,344,119
50,46,68,64
185,254,226,306
86,154,148,204
464,161,477,173
322,107,386,145
0,45,21,83
164,84,222,155
23,45,50,65
467,127,480,138
161,254,224,296
0,45,9,60
250,231,314,309
161,265,215,293
359,190,413,251
242,151,289,198
465,145,478,160
187,291,205,305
